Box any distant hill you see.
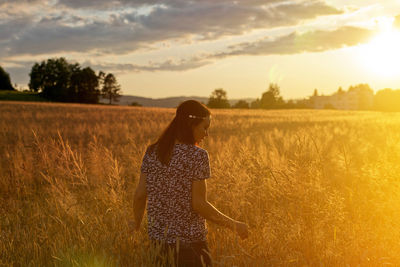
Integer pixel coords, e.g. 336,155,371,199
0,90,256,107
100,95,256,108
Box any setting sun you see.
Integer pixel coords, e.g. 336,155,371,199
360,29,400,77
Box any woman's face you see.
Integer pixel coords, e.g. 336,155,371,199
192,117,211,143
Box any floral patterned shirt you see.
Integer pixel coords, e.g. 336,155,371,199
141,143,211,243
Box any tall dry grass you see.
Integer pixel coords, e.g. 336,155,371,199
1,101,400,266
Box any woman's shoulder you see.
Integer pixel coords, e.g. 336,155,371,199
193,145,208,155
176,144,208,158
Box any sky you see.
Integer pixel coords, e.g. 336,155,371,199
1,0,400,100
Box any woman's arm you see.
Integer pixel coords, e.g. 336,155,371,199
192,179,248,239
133,172,147,231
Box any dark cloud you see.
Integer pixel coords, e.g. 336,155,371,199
0,17,33,42
133,1,342,40
0,0,342,57
276,0,341,20
6,19,144,56
3,56,210,86
87,26,377,73
87,57,211,73
3,0,379,85
3,25,377,84
55,0,153,9
213,26,375,57
0,0,45,4
55,0,286,9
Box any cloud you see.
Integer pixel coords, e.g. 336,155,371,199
212,26,376,57
276,0,342,20
3,25,377,84
0,16,33,42
55,0,278,10
7,20,142,56
87,57,211,73
0,0,342,57
0,0,45,5
2,0,379,85
132,1,342,40
87,25,377,73
3,56,211,86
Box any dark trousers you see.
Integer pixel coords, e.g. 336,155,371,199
152,240,212,267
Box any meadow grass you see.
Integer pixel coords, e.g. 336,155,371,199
1,101,400,266
0,91,48,102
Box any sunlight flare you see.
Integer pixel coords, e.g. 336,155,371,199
359,29,400,77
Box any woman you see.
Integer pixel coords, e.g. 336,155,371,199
133,100,249,266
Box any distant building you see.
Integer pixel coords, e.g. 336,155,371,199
310,85,374,110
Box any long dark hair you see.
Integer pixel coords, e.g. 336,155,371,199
153,100,211,165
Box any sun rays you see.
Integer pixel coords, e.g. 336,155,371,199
359,23,400,77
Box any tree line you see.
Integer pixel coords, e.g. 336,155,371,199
1,62,400,111
1,58,121,104
207,83,400,112
207,83,307,109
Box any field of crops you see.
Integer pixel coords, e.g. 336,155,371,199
2,101,400,266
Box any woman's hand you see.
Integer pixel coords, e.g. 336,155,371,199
133,172,147,233
234,221,249,239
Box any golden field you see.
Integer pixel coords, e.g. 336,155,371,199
1,101,400,266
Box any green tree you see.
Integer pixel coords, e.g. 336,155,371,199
0,66,15,90
101,73,121,105
260,83,284,109
28,57,101,103
69,67,100,103
250,98,261,109
207,88,230,108
285,99,295,109
374,88,400,112
348,83,374,110
29,58,73,101
28,62,45,92
232,100,249,109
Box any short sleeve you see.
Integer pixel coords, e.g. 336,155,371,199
192,150,211,180
140,147,151,174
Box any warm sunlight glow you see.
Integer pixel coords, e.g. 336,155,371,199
360,29,400,77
